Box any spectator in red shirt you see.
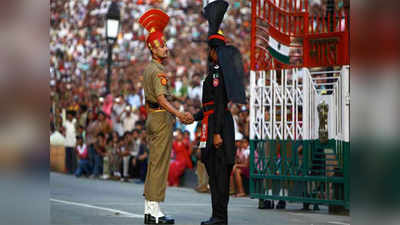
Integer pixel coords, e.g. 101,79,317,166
168,130,193,186
75,136,90,177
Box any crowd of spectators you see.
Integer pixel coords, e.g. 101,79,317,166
49,0,251,185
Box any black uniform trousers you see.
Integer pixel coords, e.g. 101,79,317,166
204,146,233,223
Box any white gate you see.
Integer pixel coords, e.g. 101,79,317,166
249,66,349,142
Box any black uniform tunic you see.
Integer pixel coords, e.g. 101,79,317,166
194,62,235,223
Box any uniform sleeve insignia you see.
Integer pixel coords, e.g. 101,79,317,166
157,73,168,86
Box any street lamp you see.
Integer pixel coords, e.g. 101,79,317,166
105,1,120,95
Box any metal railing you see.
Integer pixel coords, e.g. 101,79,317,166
249,139,350,208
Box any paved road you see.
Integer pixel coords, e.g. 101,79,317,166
50,172,351,225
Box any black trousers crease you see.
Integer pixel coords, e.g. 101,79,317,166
205,147,233,223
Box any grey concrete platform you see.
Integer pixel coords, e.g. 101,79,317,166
50,172,351,225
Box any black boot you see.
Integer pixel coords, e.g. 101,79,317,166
302,203,310,210
144,214,149,224
200,217,226,225
147,214,175,224
258,199,267,209
258,199,274,209
268,200,275,209
276,200,286,209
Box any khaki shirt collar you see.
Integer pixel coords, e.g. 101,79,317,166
151,59,165,71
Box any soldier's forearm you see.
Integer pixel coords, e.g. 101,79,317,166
168,95,179,102
157,94,181,117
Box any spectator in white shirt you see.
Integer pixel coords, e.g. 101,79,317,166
122,106,138,133
188,74,203,100
111,95,126,136
50,127,65,146
63,110,77,174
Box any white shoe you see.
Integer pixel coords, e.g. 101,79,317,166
148,201,165,223
144,200,150,215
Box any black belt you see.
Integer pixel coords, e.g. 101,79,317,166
147,101,160,109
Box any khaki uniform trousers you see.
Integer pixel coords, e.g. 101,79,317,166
196,161,209,188
144,110,173,202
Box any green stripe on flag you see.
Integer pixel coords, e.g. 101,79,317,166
267,46,290,64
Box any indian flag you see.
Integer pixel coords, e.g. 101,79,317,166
267,26,291,64
267,36,290,64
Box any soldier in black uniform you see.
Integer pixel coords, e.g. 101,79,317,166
186,1,246,224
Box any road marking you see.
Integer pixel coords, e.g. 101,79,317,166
328,222,350,225
288,212,315,217
50,198,143,218
91,202,255,207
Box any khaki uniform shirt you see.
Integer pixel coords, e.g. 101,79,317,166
143,59,171,104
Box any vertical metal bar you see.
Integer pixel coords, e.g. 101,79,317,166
294,69,298,140
311,16,314,33
250,0,257,70
263,0,267,20
328,11,331,33
106,44,112,94
293,69,296,139
278,7,282,33
250,71,256,139
288,0,292,35
268,0,271,24
344,140,349,208
311,77,315,139
283,69,286,139
272,70,276,139
261,71,266,139
272,2,276,29
250,140,255,196
269,70,273,139
280,70,283,140
317,15,321,33
333,10,336,32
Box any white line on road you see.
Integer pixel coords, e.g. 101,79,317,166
91,202,255,207
328,222,350,225
50,198,143,218
289,212,315,217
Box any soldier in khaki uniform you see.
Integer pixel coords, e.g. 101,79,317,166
138,9,192,225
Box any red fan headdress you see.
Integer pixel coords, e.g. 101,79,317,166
138,9,169,49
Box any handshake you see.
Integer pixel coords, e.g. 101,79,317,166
177,112,194,124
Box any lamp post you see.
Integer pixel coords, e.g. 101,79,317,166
105,1,120,95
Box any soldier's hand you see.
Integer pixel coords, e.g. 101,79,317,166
184,112,194,124
213,134,223,149
177,112,187,123
178,112,194,124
